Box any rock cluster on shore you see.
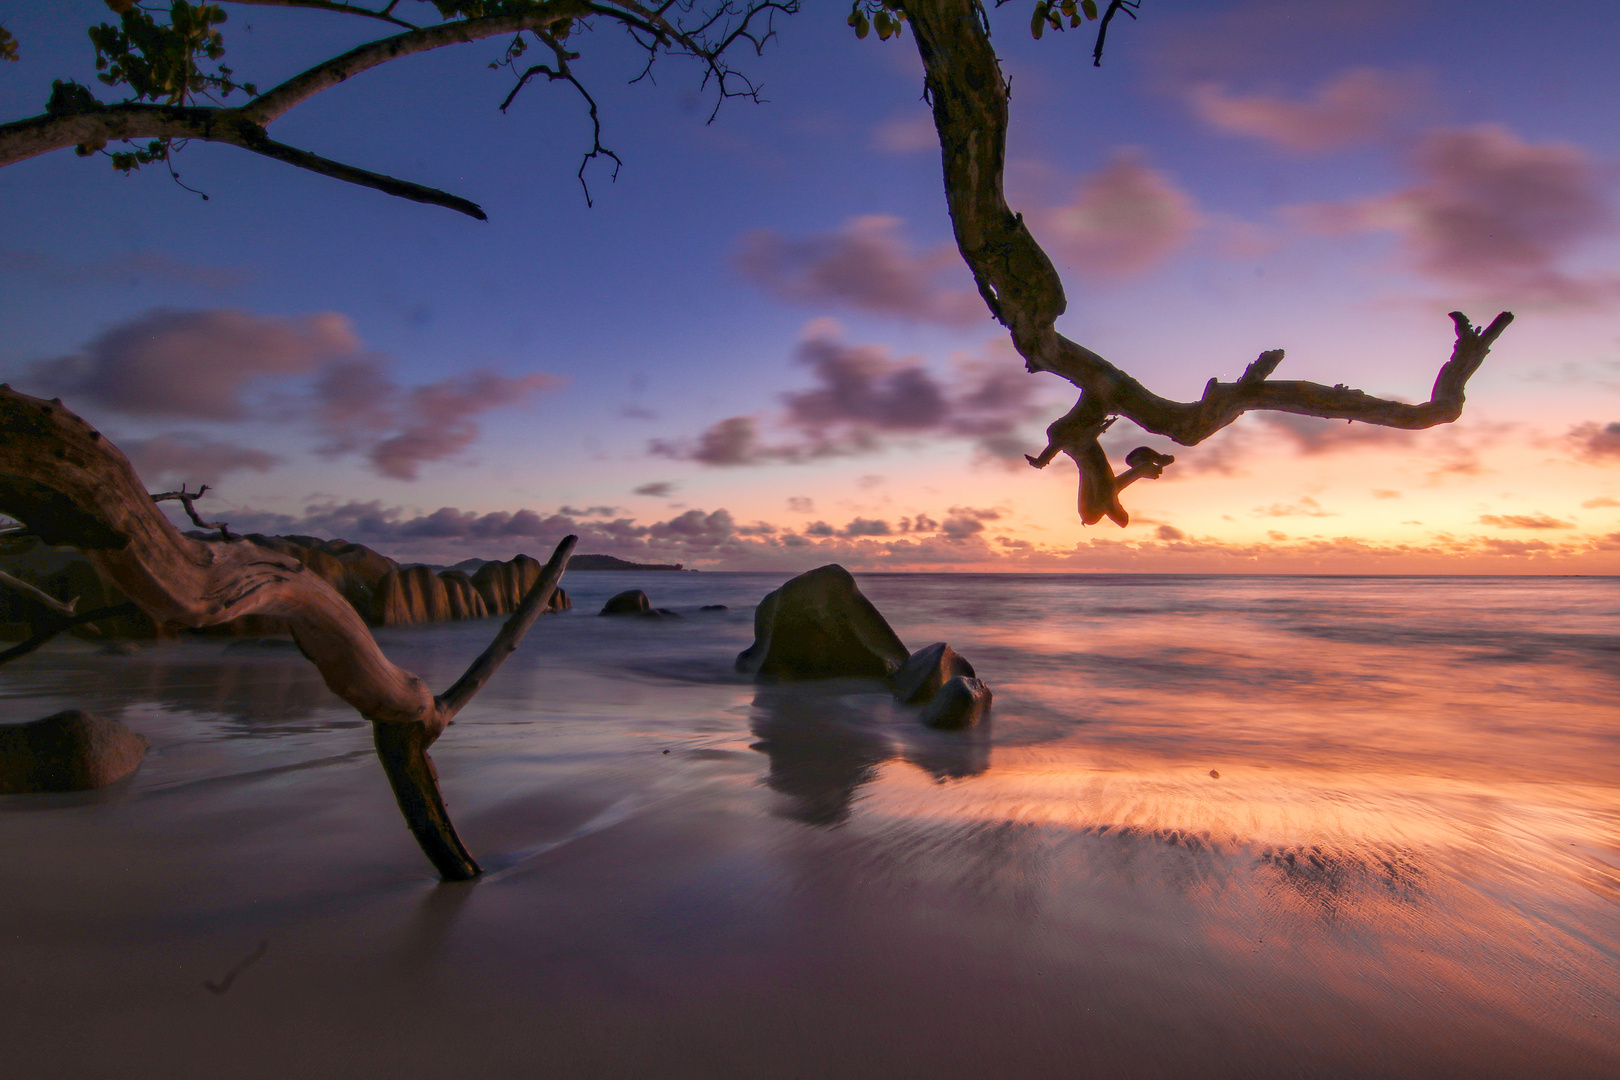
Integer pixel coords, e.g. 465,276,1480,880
0,534,570,641
737,564,992,729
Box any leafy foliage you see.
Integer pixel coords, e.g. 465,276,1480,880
88,1,257,106
0,24,19,63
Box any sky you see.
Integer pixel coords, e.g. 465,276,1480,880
3,0,1619,573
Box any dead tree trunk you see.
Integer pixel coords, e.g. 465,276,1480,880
0,384,571,880
902,0,1512,526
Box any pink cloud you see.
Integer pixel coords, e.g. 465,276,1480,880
1039,150,1201,277
1294,125,1613,302
365,371,561,480
119,433,281,487
1190,69,1420,152
16,308,562,482
734,215,984,326
1569,421,1620,460
27,308,358,419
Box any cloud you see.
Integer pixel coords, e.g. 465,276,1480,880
28,308,359,419
364,371,558,481
651,330,1048,467
734,215,984,325
1569,421,1620,460
1038,150,1201,277
119,433,281,487
1293,125,1614,303
1582,497,1620,509
1190,69,1420,152
207,495,1620,573
871,112,937,155
17,308,561,482
787,496,814,513
1479,513,1573,529
1254,496,1336,518
634,482,676,497
1,248,252,290
1260,413,1417,455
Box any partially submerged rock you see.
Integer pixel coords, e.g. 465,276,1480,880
601,589,653,616
891,642,977,705
0,709,149,793
918,676,993,730
737,565,909,681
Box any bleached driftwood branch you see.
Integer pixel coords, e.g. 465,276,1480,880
903,0,1513,526
0,384,574,880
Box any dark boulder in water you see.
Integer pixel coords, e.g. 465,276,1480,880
700,604,728,612
601,590,653,616
891,642,977,705
918,676,993,730
736,565,909,681
0,709,149,793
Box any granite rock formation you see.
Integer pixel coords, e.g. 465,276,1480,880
0,709,149,793
891,642,978,705
736,565,910,681
917,676,993,730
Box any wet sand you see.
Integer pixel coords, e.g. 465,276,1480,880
2,573,1618,1078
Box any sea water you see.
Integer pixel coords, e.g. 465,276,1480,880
1,572,1617,1078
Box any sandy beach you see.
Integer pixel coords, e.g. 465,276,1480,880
3,572,1618,1078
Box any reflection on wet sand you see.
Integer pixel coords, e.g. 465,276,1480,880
0,573,1616,1078
749,682,990,825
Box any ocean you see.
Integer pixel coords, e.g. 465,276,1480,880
2,571,1618,1078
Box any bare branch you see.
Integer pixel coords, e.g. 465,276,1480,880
1093,0,1139,67
222,0,421,30
438,534,577,719
0,568,77,616
0,602,143,667
904,0,1514,526
152,483,234,541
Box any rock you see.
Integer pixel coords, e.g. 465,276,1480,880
891,642,977,704
601,589,653,616
470,555,568,617
736,564,909,681
0,710,149,793
438,570,490,621
699,604,728,612
918,676,992,730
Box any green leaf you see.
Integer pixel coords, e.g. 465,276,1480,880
1082,0,1099,20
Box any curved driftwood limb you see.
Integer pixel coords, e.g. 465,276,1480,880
0,601,143,666
903,0,1513,526
0,384,576,879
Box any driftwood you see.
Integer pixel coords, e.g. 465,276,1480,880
902,0,1513,526
0,385,572,880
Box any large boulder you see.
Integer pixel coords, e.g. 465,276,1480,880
0,709,149,793
736,565,909,681
891,642,977,704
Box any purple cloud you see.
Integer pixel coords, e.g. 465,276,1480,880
27,308,358,419
1295,125,1613,302
734,215,984,326
652,331,1047,467
1570,421,1620,460
119,433,281,487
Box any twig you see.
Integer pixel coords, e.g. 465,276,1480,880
151,484,234,541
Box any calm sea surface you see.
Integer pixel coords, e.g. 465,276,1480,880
2,572,1618,1078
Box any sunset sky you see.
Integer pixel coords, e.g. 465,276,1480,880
3,0,1618,572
